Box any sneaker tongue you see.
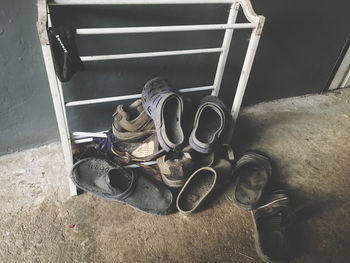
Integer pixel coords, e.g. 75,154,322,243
105,168,136,199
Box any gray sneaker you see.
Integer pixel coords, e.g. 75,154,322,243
157,151,195,188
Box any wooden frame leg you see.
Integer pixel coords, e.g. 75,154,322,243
41,45,77,196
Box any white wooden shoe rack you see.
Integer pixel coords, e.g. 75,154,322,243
37,0,265,196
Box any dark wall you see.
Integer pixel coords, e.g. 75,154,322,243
246,0,350,103
0,0,349,155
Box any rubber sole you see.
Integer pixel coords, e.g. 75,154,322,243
160,172,186,188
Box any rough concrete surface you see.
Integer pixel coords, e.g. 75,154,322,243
1,88,350,263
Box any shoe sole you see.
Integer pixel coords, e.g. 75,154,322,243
160,172,186,188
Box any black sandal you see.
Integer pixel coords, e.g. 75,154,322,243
252,190,295,263
232,151,272,210
71,157,174,215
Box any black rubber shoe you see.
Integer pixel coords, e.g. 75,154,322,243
252,190,295,263
71,157,174,215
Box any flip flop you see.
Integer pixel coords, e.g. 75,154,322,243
232,151,272,210
252,190,295,263
71,157,174,215
176,159,232,214
142,77,184,152
189,95,227,154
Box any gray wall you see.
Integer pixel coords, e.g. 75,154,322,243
1,0,349,156
0,0,59,155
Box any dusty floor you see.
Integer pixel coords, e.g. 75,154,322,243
1,88,350,263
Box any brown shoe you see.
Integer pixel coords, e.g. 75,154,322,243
157,151,195,188
112,99,155,141
111,133,164,164
111,99,164,164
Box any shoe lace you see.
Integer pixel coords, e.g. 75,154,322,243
93,129,115,153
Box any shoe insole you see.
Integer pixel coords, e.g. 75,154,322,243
108,169,132,192
75,159,116,194
164,97,183,144
123,104,140,120
196,107,221,144
179,170,214,212
114,134,157,158
235,165,268,206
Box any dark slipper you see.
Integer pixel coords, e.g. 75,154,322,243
252,190,295,263
176,159,232,214
189,95,227,153
232,151,272,210
71,157,174,215
142,77,184,152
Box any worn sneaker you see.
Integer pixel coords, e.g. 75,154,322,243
111,99,164,164
157,151,194,188
112,99,154,141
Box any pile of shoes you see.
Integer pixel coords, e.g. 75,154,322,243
71,76,231,216
71,77,295,262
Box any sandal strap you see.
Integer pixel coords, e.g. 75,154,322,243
234,152,272,176
142,77,174,116
254,191,295,227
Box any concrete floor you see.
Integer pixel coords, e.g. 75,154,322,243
1,88,350,263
